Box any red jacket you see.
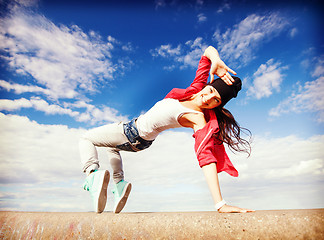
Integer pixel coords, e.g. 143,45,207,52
165,56,238,177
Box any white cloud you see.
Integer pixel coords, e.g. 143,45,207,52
151,44,182,58
0,3,132,126
197,13,207,23
0,98,33,111
181,37,208,68
65,100,129,125
213,13,290,66
85,105,129,124
236,135,324,180
0,7,129,100
0,113,323,212
0,113,83,183
247,59,287,99
0,97,79,117
196,0,204,7
150,37,208,69
222,134,324,210
216,2,230,13
0,98,128,125
152,13,291,70
269,76,324,122
289,27,298,38
269,55,324,122
154,0,166,9
312,57,324,78
266,158,324,178
0,80,51,95
154,0,204,10
0,113,90,211
9,0,39,8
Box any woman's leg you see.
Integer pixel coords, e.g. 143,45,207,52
80,122,132,213
79,122,128,177
79,136,100,175
107,147,124,183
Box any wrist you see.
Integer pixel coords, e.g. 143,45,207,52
204,46,220,60
215,199,226,210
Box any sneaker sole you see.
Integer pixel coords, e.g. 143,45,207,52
114,182,132,214
97,170,110,213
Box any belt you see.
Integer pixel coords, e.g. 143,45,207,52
123,119,154,151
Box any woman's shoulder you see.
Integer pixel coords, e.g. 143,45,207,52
178,112,207,131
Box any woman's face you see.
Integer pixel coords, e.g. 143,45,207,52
197,85,222,109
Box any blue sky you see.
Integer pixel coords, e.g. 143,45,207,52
0,0,323,212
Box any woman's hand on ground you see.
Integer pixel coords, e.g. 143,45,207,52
218,204,255,213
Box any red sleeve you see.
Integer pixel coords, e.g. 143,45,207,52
187,56,211,93
193,120,239,177
165,56,211,100
212,144,238,177
195,135,218,167
194,135,239,177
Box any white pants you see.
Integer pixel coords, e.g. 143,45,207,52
79,122,128,183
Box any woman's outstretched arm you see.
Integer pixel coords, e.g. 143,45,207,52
202,163,254,213
203,46,237,85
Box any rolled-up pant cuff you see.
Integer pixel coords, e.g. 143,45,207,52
85,164,99,175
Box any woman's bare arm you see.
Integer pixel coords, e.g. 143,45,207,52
202,163,255,213
203,46,237,85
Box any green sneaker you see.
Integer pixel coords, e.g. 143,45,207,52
83,170,110,213
112,180,132,214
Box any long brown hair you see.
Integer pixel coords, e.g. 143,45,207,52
213,107,251,156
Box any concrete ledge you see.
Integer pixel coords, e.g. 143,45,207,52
1,209,323,239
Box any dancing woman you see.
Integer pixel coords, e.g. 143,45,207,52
79,45,253,214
